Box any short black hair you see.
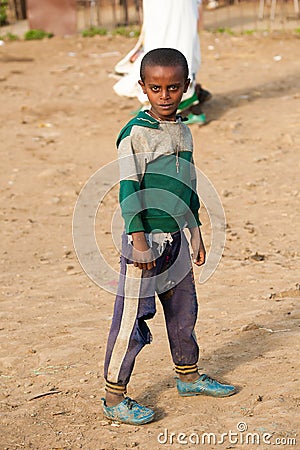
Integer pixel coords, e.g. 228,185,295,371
140,48,189,82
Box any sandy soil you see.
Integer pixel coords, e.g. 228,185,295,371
0,31,299,450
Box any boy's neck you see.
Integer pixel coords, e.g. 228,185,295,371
147,110,177,123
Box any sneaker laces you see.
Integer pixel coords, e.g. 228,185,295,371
124,397,137,410
199,374,215,383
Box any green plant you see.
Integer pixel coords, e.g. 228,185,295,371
24,29,53,40
216,27,235,35
242,29,256,35
295,28,300,34
4,32,19,41
0,1,8,26
112,26,140,38
82,26,107,37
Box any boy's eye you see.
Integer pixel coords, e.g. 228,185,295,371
149,84,180,92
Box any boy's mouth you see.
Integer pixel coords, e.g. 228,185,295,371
158,104,174,110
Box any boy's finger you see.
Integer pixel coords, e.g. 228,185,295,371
198,253,206,266
146,260,156,270
193,251,206,266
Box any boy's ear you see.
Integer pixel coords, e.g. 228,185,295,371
138,79,147,94
184,78,191,93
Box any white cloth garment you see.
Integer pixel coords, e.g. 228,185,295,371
113,0,202,105
128,232,173,259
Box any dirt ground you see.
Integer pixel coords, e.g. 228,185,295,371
0,30,300,450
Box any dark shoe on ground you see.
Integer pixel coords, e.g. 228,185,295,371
176,374,236,398
195,84,213,104
101,396,155,425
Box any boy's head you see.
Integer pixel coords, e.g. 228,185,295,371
140,48,189,83
138,48,190,122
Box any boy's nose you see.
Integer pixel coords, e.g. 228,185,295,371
160,89,170,100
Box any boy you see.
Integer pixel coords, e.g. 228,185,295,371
114,0,211,125
102,48,236,425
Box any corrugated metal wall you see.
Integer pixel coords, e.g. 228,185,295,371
203,0,300,32
77,0,300,32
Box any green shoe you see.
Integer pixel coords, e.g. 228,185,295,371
176,374,236,398
184,113,206,125
177,92,199,113
101,397,155,425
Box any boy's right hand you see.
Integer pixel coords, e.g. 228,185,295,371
131,231,156,270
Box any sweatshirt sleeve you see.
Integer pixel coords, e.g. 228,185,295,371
118,134,145,234
189,178,201,228
188,157,201,228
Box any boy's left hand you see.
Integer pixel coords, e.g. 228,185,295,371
190,226,206,266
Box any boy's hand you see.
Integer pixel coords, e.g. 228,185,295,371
190,226,206,266
131,231,156,270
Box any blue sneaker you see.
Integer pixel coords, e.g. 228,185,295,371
176,374,236,398
101,397,155,425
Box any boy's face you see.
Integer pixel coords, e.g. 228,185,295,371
138,64,190,121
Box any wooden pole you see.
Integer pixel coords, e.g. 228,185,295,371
13,0,27,20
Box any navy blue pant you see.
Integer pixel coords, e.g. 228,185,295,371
104,230,199,392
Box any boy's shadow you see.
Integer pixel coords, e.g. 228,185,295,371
202,71,300,122
138,313,298,420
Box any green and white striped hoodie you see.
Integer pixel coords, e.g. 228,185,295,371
117,110,201,234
